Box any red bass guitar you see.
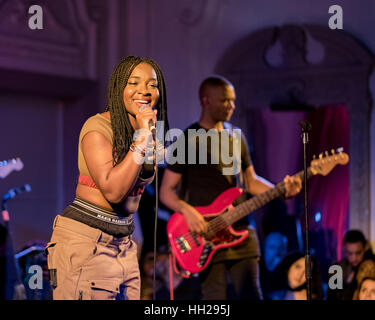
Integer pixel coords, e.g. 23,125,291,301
167,150,349,275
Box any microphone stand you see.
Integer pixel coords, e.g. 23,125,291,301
1,185,31,299
151,127,159,300
299,120,312,301
1,199,24,299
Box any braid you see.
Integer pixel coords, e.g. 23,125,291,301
105,55,169,165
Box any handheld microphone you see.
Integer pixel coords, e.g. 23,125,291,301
139,105,156,136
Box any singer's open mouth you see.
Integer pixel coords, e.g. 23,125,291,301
134,100,152,108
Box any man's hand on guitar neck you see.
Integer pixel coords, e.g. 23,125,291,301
284,175,302,198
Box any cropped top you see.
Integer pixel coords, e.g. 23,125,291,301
77,113,154,215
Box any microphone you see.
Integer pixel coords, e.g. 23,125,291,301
3,184,32,202
299,120,312,132
139,105,156,136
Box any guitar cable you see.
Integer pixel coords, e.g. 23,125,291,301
151,130,165,300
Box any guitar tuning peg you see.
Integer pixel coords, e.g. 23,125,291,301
319,153,323,159
313,154,316,160
325,151,329,157
331,149,335,155
336,147,344,153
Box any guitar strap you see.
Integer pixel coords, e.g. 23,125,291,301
223,122,244,189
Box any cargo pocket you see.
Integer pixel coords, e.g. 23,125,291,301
88,280,121,300
45,242,58,289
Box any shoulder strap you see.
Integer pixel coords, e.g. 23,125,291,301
223,122,244,188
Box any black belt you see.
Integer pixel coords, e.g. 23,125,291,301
62,198,135,238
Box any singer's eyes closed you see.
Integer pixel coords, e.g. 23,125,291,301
127,81,158,88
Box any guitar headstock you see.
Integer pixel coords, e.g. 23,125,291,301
310,148,349,176
0,158,24,179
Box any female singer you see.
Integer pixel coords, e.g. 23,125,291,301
46,55,169,300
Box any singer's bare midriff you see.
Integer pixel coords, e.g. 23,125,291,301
75,184,116,210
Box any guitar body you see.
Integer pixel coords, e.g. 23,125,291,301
167,187,248,274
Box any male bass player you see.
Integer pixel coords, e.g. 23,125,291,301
160,76,302,300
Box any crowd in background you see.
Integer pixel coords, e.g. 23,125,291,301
139,229,375,301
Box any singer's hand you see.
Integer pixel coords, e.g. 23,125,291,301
136,107,157,131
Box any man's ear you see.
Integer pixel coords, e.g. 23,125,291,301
364,242,370,251
201,96,209,108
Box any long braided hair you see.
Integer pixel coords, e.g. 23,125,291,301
105,55,169,165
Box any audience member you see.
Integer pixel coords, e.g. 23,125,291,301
352,258,375,300
357,277,375,300
269,251,323,300
328,230,375,300
259,232,288,299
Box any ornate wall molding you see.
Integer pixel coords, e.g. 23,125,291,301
0,0,97,79
178,0,208,26
215,24,374,238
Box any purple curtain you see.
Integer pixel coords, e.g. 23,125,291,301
250,106,350,262
307,105,350,261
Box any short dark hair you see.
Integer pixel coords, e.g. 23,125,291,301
343,230,367,246
198,75,233,102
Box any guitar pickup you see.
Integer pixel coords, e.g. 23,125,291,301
176,236,191,253
191,232,200,246
198,242,213,267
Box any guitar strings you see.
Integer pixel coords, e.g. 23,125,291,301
176,185,285,247
175,182,288,248
175,200,255,247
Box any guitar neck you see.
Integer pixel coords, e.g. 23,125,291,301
207,168,313,236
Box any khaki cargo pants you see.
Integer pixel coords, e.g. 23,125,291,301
45,215,140,300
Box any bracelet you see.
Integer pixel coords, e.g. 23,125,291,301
130,143,146,165
130,142,146,157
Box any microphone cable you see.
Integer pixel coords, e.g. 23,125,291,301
151,132,169,299
152,158,158,300
152,132,163,300
139,104,160,300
